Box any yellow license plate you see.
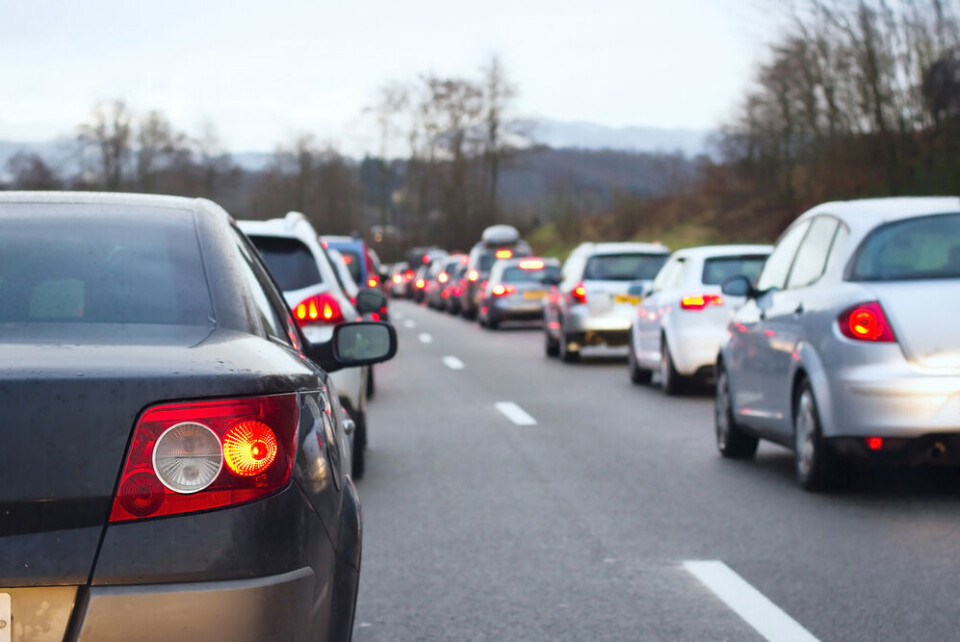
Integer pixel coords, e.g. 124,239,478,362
524,291,546,300
615,295,641,305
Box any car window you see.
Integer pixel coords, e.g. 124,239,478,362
247,235,323,291
583,253,668,281
231,232,288,342
786,217,839,289
702,255,769,286
501,265,561,283
338,249,363,283
0,211,212,325
755,219,811,292
850,212,960,281
652,257,679,292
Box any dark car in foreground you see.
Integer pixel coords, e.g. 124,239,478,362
0,192,396,641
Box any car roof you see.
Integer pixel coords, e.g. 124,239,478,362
672,244,773,259
574,242,670,256
0,190,217,214
800,197,960,231
499,256,561,267
238,211,319,244
322,235,364,247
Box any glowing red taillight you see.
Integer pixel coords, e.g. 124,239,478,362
392,274,402,284
571,283,587,304
438,272,449,284
468,269,479,282
495,249,513,259
839,302,895,342
492,285,516,297
293,293,344,326
680,294,724,311
404,270,414,281
865,437,884,451
416,279,426,289
519,260,544,270
452,287,463,296
109,394,298,522
368,276,379,288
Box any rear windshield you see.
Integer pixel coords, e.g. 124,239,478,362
502,265,561,283
0,211,212,324
702,255,768,285
479,248,531,272
248,235,322,291
851,213,960,281
584,253,668,281
339,250,363,283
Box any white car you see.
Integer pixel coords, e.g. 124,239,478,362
629,245,771,394
238,212,372,477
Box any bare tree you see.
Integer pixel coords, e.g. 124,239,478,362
78,100,133,189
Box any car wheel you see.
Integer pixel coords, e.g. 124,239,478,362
545,330,560,357
366,366,375,400
351,411,366,480
660,337,685,395
628,334,652,385
559,330,580,363
487,314,500,330
794,380,841,491
715,366,758,459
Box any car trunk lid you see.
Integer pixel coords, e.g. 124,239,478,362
871,281,960,369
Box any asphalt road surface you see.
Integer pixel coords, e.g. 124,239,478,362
354,300,960,641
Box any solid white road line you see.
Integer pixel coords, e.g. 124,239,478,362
495,401,537,426
403,319,416,329
443,356,465,370
418,333,433,344
683,561,820,642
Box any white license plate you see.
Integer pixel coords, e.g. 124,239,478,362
0,593,10,642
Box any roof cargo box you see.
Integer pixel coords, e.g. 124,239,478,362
481,225,520,246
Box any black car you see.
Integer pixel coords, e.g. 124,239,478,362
0,192,396,641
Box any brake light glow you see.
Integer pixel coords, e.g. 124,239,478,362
109,394,299,522
468,269,479,282
519,260,544,270
680,294,724,311
495,249,513,259
368,277,379,288
438,272,449,284
492,285,516,297
865,437,884,451
405,270,414,281
342,255,353,264
293,293,344,326
416,279,426,289
393,274,402,284
571,283,587,304
839,302,895,342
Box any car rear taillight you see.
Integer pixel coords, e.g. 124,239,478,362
109,394,299,522
468,269,479,282
392,274,402,284
438,272,449,284
519,260,544,270
492,285,516,297
368,276,379,288
680,294,724,311
416,279,426,289
839,302,896,342
404,270,414,281
495,249,513,259
571,283,587,304
452,287,463,296
293,293,344,326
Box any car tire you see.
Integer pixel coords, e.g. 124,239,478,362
559,330,580,363
794,380,842,492
628,334,653,385
715,365,759,459
462,308,477,321
545,331,560,357
487,314,500,330
660,337,685,395
366,366,375,400
351,411,366,480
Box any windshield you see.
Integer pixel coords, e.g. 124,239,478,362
584,253,668,281
851,213,960,281
702,255,768,285
0,211,212,325
247,235,322,291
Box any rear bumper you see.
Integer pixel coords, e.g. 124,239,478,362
76,568,315,642
668,326,726,376
488,298,545,321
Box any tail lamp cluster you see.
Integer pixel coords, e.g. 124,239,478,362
571,283,587,304
680,294,724,311
491,284,516,297
839,302,895,342
110,394,299,522
293,293,344,326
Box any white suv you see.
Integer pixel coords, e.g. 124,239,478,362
544,242,670,362
239,212,372,477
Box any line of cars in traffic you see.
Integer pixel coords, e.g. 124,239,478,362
0,192,395,640
390,197,960,493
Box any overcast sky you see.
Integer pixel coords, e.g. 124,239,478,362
0,0,778,154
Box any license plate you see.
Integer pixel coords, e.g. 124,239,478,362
0,593,10,642
615,295,641,305
524,291,546,300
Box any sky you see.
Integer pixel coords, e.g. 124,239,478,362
0,0,779,155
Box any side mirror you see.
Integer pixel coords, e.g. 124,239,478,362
356,287,387,315
721,275,756,298
305,321,397,373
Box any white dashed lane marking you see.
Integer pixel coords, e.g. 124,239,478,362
683,561,820,642
494,402,537,426
403,319,416,329
443,356,465,370
418,333,433,344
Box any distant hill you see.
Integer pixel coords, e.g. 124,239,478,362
527,119,712,157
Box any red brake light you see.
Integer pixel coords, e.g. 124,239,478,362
404,270,414,280
368,277,379,288
452,287,463,296
492,285,516,297
293,293,344,326
468,269,479,282
416,279,426,289
519,260,544,270
865,437,884,451
392,274,402,284
680,294,724,311
438,272,449,284
495,249,513,259
839,302,895,342
341,254,353,265
571,283,587,304
109,394,299,522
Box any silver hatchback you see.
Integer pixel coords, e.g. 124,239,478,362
716,197,960,490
